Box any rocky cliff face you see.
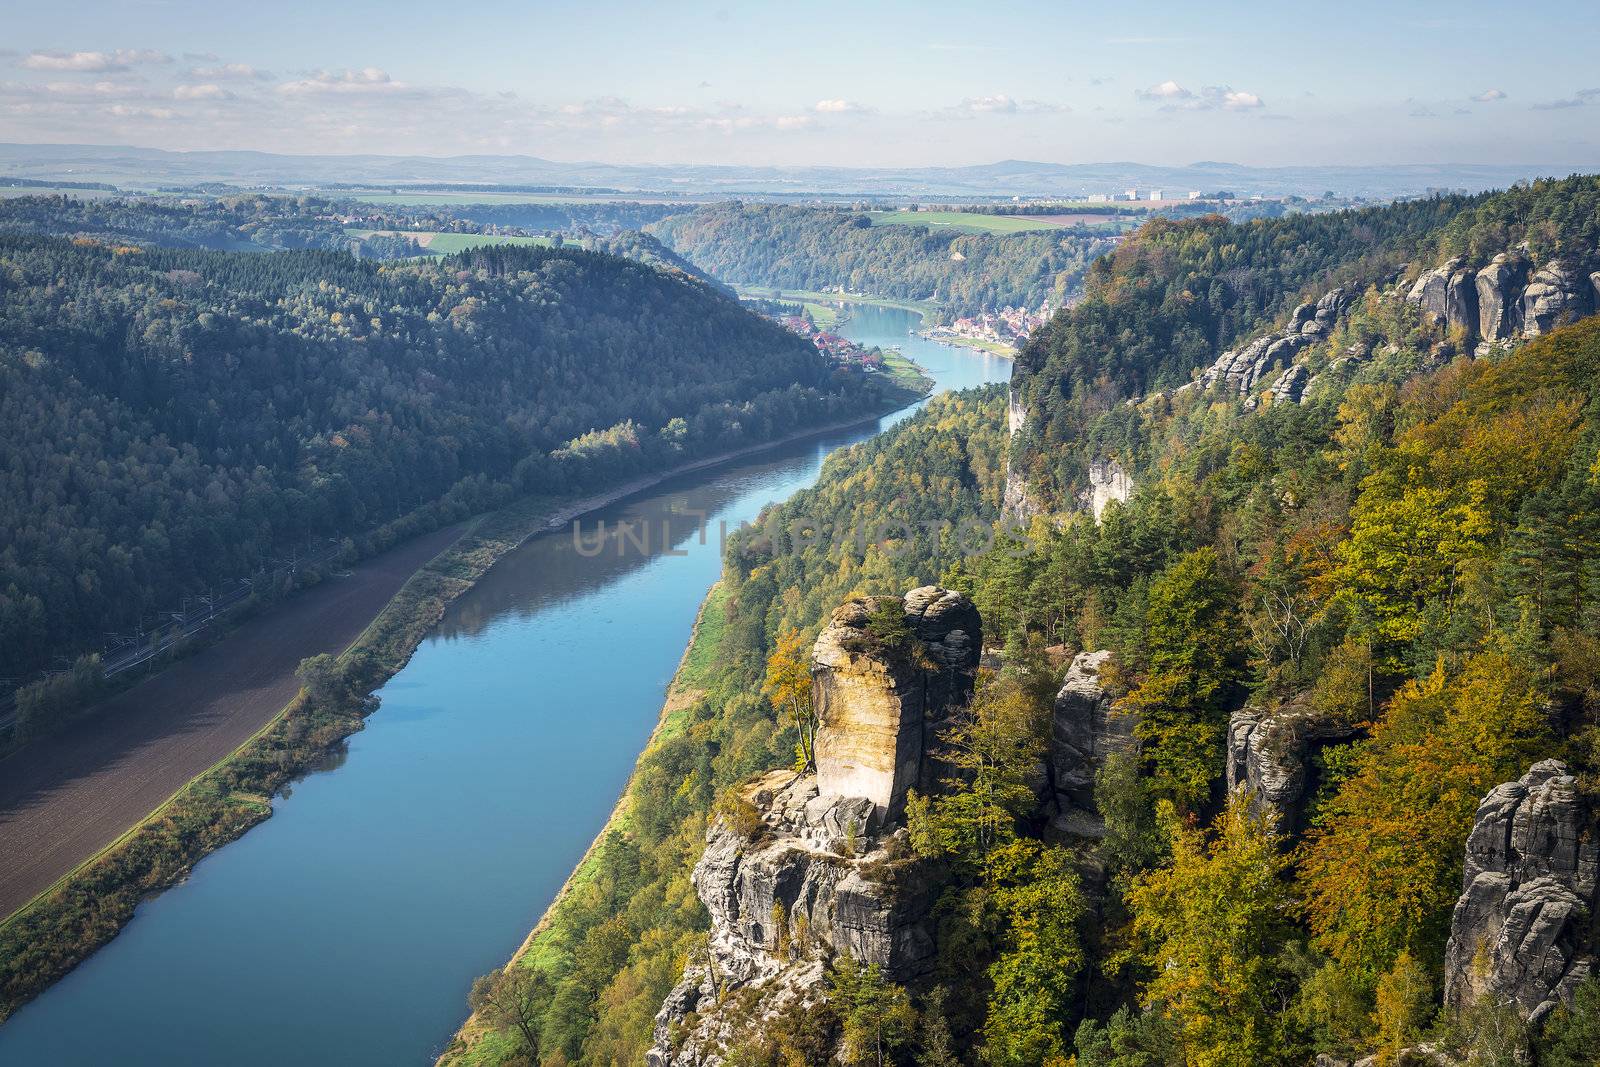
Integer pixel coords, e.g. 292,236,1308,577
1407,257,1479,336
649,587,979,1066
1475,252,1529,340
1046,650,1133,838
1521,260,1596,337
1443,760,1599,1026
1081,459,1134,521
647,772,942,1067
1002,388,1042,522
1408,250,1598,346
812,587,980,823
1190,287,1350,404
1224,695,1359,838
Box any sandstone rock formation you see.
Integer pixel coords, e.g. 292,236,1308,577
1002,389,1042,522
812,587,981,822
650,586,977,1066
1046,650,1133,838
1225,695,1360,838
1443,759,1599,1026
647,771,941,1067
1267,362,1311,404
1081,458,1134,521
1521,261,1595,337
1407,257,1478,335
1191,287,1349,401
1475,253,1528,341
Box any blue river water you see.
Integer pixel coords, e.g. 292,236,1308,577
0,305,1006,1065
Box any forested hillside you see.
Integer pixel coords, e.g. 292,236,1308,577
1009,175,1600,505
0,236,902,692
0,193,394,255
451,176,1600,1067
648,203,1115,317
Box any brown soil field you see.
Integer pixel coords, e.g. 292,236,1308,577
1029,213,1128,226
0,523,464,921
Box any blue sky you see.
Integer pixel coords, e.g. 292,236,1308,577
2,0,1597,166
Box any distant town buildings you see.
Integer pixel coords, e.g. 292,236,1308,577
1148,189,1163,201
766,310,887,371
927,300,1052,350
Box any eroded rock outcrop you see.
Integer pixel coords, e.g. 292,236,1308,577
1225,695,1359,838
1521,261,1595,337
1475,253,1529,341
1443,759,1600,1026
812,587,980,823
1192,287,1350,401
1407,257,1478,335
1047,650,1134,838
650,587,977,1067
648,772,942,1067
1002,388,1042,522
1081,459,1134,521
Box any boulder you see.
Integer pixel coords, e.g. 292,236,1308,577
1443,760,1599,1026
812,588,980,822
1476,254,1528,340
1048,650,1135,837
1225,695,1359,838
1522,261,1594,337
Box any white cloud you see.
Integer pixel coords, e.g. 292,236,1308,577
944,94,1066,117
1471,88,1507,102
190,62,272,81
1138,79,1193,101
175,84,230,101
23,49,170,72
814,98,870,114
278,68,402,95
1137,81,1264,111
107,104,174,119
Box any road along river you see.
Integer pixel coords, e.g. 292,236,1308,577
0,305,1007,1065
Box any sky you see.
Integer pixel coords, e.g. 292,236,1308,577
1,0,1598,168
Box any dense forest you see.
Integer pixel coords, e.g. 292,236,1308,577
0,236,905,696
450,177,1600,1067
648,203,1116,317
0,193,396,256
1009,175,1600,504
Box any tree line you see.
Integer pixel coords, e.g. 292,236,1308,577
0,234,898,692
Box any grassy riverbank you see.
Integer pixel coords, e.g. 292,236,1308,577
0,380,929,1023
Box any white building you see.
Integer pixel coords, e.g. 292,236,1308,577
1188,190,1203,200
1148,189,1163,201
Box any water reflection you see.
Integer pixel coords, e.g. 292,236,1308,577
0,306,1009,1066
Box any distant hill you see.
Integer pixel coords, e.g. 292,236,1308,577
0,141,1571,199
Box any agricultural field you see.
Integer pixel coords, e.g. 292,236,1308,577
730,283,937,322
867,208,1140,233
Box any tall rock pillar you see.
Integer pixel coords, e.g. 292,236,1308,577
811,586,981,822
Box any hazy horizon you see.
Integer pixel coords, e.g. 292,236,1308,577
3,0,1598,171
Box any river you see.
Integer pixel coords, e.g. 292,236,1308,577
0,305,1007,1065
